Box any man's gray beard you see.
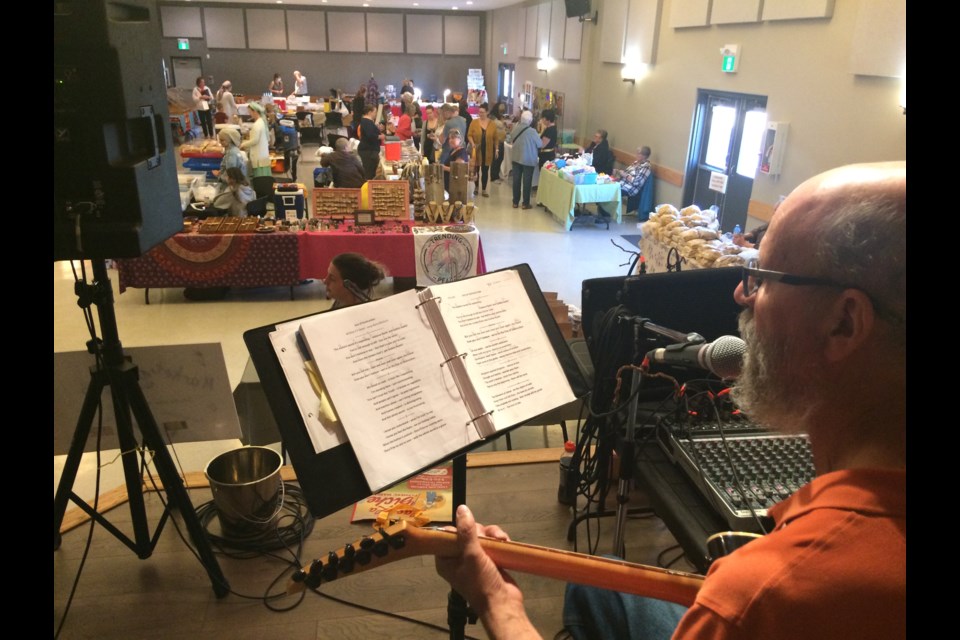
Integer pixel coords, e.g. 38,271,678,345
731,309,816,432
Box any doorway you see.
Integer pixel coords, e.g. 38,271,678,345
171,56,203,89
497,63,515,114
682,90,767,233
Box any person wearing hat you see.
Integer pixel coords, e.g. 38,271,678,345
241,101,272,178
216,81,239,124
214,127,248,192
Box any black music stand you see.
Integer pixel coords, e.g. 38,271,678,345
53,259,229,598
243,264,589,637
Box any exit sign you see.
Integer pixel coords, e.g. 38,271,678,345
721,44,739,73
177,38,190,51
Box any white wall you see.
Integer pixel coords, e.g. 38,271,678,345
485,0,906,212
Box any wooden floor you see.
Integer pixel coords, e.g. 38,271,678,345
54,454,694,639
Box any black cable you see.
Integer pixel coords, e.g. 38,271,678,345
656,544,687,570
311,589,484,639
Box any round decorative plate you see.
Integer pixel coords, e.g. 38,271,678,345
444,225,474,233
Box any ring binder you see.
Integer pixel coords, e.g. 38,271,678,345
414,296,442,309
441,352,468,367
466,409,494,427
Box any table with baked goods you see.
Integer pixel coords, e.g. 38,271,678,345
535,168,622,230
635,204,756,274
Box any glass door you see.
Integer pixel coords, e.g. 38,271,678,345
683,90,767,233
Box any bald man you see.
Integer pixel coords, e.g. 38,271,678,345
436,162,907,640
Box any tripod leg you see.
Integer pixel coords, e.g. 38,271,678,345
54,368,106,550
120,371,230,597
108,366,154,557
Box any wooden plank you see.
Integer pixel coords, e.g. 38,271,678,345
747,199,777,222
59,448,573,533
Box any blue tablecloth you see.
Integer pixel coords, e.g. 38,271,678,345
535,169,622,230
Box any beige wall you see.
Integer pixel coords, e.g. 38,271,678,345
486,0,906,225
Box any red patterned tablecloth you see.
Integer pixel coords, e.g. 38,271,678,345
116,232,300,292
116,227,486,295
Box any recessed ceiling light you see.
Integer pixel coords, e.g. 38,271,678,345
452,5,459,9
466,1,473,4
413,1,419,4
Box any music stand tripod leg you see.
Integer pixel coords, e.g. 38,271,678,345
52,259,230,598
446,453,477,640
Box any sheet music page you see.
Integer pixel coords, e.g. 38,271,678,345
269,321,349,453
298,289,478,491
432,269,577,431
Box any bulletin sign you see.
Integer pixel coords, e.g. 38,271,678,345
532,86,564,135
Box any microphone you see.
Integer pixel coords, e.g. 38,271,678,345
647,335,746,380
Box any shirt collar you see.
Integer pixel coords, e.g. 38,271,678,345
769,468,906,527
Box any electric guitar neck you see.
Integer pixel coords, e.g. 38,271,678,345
289,520,705,607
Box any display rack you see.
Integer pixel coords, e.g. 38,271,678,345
313,188,362,219
365,180,410,220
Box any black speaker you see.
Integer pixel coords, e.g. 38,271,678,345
564,0,591,18
54,0,182,261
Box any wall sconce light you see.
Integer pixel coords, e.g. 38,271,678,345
621,62,648,84
537,57,557,73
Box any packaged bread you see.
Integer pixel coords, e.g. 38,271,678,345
714,254,746,267
680,205,702,217
656,204,680,217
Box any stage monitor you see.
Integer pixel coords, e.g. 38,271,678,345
565,0,591,18
581,267,743,390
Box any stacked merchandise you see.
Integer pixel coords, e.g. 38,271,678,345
466,69,487,105
640,204,755,269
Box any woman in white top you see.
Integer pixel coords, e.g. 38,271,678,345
241,102,272,178
293,71,308,96
216,81,239,124
192,76,214,139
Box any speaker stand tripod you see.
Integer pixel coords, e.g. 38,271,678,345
53,259,229,598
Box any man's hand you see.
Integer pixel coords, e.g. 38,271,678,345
435,505,541,639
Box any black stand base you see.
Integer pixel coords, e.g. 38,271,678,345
53,260,229,598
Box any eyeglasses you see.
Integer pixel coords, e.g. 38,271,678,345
741,258,904,325
740,258,846,297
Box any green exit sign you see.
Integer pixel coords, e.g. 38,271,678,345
177,38,190,51
721,44,739,73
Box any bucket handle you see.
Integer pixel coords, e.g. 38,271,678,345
220,480,287,526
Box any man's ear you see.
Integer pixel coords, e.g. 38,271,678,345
823,289,876,362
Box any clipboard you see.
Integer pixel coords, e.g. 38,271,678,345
243,263,589,518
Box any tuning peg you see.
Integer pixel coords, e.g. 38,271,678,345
304,559,323,589
321,551,340,582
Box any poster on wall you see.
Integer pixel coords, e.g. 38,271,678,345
532,87,564,133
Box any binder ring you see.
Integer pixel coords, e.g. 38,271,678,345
414,296,442,309
441,352,467,367
466,409,494,426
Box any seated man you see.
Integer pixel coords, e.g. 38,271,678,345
435,161,907,640
583,129,614,176
320,137,366,188
612,145,653,217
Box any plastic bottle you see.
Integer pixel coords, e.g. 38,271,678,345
558,440,578,506
733,224,742,236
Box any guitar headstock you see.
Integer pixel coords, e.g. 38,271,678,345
288,520,431,593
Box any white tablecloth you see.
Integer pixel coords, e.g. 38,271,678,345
412,224,483,286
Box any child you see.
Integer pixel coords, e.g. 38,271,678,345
212,167,256,217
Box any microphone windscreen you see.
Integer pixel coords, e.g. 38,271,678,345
704,335,746,380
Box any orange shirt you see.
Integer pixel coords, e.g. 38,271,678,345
674,468,906,640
